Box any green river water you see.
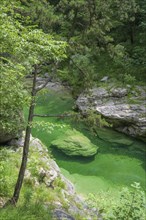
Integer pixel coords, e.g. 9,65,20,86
27,90,146,196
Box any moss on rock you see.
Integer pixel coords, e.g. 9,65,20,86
51,129,99,157
96,128,133,146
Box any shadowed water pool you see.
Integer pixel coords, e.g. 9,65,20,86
25,90,146,196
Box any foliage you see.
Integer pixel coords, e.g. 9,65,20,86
86,182,146,220
77,110,112,134
1,0,145,98
31,121,66,134
8,0,145,95
0,148,20,197
112,182,145,220
85,110,111,129
0,1,67,141
0,64,27,134
0,142,67,217
123,73,136,85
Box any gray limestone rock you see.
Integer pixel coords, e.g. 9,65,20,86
76,86,146,140
111,88,128,97
53,209,75,220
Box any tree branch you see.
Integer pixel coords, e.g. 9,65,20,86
35,63,58,93
70,58,86,76
33,113,73,118
35,77,51,92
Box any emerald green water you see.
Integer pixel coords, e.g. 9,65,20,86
25,90,146,196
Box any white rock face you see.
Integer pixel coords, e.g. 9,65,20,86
76,86,146,140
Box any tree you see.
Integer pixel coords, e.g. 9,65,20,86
1,1,67,205
0,1,28,143
16,0,145,94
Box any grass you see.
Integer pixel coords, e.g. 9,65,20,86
0,156,52,219
0,141,68,219
0,203,52,220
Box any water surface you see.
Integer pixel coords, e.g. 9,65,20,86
25,90,146,195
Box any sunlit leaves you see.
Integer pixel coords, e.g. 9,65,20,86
30,121,66,134
0,1,67,139
0,64,27,133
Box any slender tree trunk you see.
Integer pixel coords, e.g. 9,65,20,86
5,65,38,206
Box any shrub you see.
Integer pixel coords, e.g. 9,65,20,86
124,73,136,85
112,182,145,220
86,182,146,220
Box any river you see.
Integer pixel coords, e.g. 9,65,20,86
26,89,146,196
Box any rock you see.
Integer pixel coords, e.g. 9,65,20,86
0,111,24,144
25,169,31,179
76,86,146,141
60,175,74,195
0,197,5,207
24,169,37,185
38,167,46,180
0,129,20,145
96,128,133,146
0,130,17,144
36,77,66,92
30,136,48,153
7,134,24,147
50,159,60,173
91,87,109,98
111,88,127,97
53,209,75,220
44,72,49,78
100,76,109,82
51,129,99,157
44,169,58,187
4,133,99,219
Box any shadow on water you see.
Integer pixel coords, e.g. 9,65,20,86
51,147,95,164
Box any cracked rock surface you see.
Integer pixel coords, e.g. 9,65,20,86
76,86,146,141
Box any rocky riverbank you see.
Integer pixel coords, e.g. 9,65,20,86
76,85,146,142
1,133,100,219
30,76,146,142
36,77,146,142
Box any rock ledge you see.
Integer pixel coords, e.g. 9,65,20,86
76,86,146,141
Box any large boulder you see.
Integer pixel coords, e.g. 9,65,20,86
76,86,146,141
51,129,99,157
